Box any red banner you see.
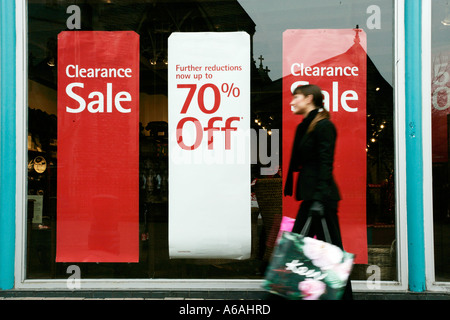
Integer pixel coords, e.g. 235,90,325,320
282,29,367,263
56,31,140,262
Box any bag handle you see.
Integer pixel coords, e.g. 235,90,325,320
300,213,332,244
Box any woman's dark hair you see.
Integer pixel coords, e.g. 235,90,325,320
293,84,330,133
293,84,324,108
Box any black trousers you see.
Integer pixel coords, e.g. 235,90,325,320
292,200,353,300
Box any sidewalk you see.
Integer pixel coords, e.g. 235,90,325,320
0,290,449,300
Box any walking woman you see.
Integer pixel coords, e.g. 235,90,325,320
284,84,353,300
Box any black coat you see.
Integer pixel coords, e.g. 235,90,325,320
285,110,341,203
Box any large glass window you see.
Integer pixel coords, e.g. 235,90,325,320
26,0,397,282
431,0,450,282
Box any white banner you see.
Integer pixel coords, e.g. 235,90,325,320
168,32,251,259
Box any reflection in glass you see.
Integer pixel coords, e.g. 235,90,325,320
431,0,450,282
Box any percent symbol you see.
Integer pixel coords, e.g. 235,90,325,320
221,83,240,98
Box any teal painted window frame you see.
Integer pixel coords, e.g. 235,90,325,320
0,0,16,290
1,0,430,292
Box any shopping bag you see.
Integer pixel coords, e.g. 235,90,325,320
262,215,354,300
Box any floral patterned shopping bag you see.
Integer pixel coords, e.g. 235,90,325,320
262,230,354,300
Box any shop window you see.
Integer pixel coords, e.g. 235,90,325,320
26,0,397,282
431,0,450,282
